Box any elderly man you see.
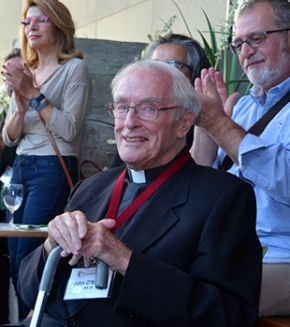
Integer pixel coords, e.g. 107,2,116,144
18,60,261,327
109,33,210,168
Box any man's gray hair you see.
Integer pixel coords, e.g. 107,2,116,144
238,2,290,30
111,60,201,117
144,34,210,84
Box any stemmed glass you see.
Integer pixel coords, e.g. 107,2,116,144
2,183,24,228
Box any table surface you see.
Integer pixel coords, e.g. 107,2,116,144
0,223,48,238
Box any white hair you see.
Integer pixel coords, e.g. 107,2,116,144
111,60,201,117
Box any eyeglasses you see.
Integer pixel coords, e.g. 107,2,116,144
21,15,50,28
229,28,290,55
106,102,181,121
166,60,193,72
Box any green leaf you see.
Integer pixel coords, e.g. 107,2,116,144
197,30,217,68
172,1,192,37
262,246,268,258
147,34,153,42
200,8,218,55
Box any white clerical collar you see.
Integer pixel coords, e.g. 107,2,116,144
129,169,146,183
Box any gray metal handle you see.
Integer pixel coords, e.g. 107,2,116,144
95,259,108,289
29,245,62,327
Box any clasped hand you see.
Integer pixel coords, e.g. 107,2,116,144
2,62,34,96
194,67,240,129
2,62,36,112
45,211,132,276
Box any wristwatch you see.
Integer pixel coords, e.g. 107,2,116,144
29,93,49,112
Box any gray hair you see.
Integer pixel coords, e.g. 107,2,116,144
238,2,290,30
111,60,201,118
144,34,210,84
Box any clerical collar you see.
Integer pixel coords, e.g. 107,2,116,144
128,169,146,183
127,147,189,184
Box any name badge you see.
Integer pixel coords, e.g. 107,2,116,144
64,266,115,300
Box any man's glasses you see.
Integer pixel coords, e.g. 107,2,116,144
21,15,50,28
166,60,193,72
106,102,181,121
229,28,290,55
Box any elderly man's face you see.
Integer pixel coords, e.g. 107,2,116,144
114,68,192,171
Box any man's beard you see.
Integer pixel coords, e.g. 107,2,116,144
245,40,290,90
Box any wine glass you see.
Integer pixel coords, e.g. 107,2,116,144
2,183,24,228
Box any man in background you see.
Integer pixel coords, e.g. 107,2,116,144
191,2,290,317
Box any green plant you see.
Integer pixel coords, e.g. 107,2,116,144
262,246,268,258
172,0,251,95
0,85,10,123
141,15,177,60
147,15,177,42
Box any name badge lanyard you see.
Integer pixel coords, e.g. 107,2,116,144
106,150,191,233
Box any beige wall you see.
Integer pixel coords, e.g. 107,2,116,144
1,0,230,68
61,0,228,43
0,0,23,62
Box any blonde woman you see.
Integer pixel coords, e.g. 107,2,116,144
1,0,91,320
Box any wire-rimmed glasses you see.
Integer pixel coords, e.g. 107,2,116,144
229,28,290,55
106,102,181,121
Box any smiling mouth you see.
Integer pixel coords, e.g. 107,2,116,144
248,61,261,67
245,58,264,69
124,137,147,143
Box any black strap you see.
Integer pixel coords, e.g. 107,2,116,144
220,90,290,171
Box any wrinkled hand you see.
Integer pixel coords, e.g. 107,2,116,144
210,68,240,117
194,68,225,130
45,211,132,275
195,68,239,124
194,68,246,164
